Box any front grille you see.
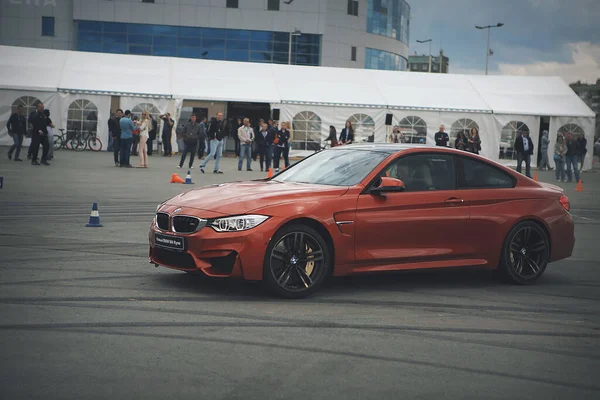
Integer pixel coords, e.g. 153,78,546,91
173,216,205,233
156,212,170,230
154,248,197,269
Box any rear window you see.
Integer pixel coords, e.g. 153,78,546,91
457,156,516,189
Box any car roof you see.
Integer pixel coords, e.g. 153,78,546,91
330,143,439,154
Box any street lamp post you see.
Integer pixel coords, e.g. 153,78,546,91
288,29,301,65
475,23,504,75
416,39,432,72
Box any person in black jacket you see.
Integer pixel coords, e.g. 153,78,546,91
514,130,534,178
273,122,291,171
434,125,449,147
200,112,225,174
108,109,123,166
30,103,50,166
7,104,27,161
339,121,354,145
255,121,274,172
147,114,157,156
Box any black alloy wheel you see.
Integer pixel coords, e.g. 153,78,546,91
264,224,331,298
500,221,550,284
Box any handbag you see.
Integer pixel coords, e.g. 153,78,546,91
553,154,562,162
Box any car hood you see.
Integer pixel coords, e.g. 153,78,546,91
164,180,350,214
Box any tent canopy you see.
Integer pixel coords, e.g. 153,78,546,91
0,44,595,117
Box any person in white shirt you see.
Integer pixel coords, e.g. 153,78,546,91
237,117,254,171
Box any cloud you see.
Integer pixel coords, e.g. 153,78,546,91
497,42,600,84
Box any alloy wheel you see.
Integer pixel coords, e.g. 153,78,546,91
508,226,548,279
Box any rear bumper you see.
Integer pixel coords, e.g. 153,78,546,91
549,211,575,262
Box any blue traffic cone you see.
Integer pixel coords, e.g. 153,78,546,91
85,202,103,227
184,170,193,184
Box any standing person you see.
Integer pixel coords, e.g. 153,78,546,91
565,132,581,183
237,117,255,171
30,103,50,166
434,125,449,147
256,121,273,171
147,114,157,156
539,130,551,171
7,104,26,161
137,112,150,168
454,131,467,151
178,113,201,170
514,130,534,178
466,127,482,154
44,109,56,161
197,116,207,160
339,121,354,145
119,110,135,168
109,109,123,166
577,135,587,172
131,115,140,156
200,112,225,174
326,125,339,147
554,134,567,182
232,117,242,156
160,113,174,157
27,104,42,160
273,121,291,172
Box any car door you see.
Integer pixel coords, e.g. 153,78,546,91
354,152,472,266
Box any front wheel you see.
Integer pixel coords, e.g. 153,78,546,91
88,137,103,152
263,224,331,298
70,138,86,151
53,135,64,150
498,221,550,284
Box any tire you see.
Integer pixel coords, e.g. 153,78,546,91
263,224,332,298
70,138,86,152
53,135,63,150
88,137,103,152
498,221,550,285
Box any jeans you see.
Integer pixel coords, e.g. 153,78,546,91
120,137,133,166
516,153,531,178
201,139,223,171
234,136,240,156
113,136,120,164
147,138,154,156
31,133,50,162
162,133,172,156
257,145,272,171
555,157,565,181
273,145,289,169
565,155,580,182
107,135,114,151
238,143,252,170
8,132,24,159
539,150,550,170
179,139,197,168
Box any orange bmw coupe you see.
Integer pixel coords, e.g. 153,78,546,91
149,144,575,298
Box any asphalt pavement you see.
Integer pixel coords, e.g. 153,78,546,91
1,148,599,400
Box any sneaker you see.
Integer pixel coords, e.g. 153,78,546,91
247,168,253,171
200,167,205,174
31,161,40,166
7,153,12,160
115,162,119,167
14,158,23,162
275,168,280,172
238,168,242,171
177,165,181,169
189,166,194,169
213,170,223,174
41,160,50,166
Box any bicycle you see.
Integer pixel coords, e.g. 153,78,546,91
68,130,103,152
53,128,67,150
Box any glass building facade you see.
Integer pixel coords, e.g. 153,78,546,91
365,48,407,71
366,0,410,45
76,21,321,66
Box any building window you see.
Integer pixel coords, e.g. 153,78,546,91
132,103,161,121
365,48,407,71
67,99,98,135
42,16,55,37
432,64,439,72
76,21,321,66
450,118,479,149
499,121,530,161
348,0,359,16
421,64,427,71
348,114,375,143
398,116,427,144
557,123,585,140
268,0,280,11
292,111,322,151
12,96,41,128
351,46,357,61
367,0,410,44
226,0,238,8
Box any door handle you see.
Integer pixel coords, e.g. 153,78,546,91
444,197,464,204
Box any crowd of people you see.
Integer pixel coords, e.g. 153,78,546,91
7,102,56,165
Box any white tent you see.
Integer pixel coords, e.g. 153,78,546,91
0,45,595,170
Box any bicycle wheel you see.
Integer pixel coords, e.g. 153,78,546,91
53,135,64,150
87,137,103,152
70,138,86,152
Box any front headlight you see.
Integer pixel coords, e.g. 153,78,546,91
208,215,269,232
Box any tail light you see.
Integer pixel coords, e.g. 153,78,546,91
560,194,570,211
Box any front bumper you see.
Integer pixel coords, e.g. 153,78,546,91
148,209,276,280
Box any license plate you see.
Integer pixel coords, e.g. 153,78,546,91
155,233,186,251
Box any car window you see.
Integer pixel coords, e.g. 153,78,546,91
456,156,516,189
383,153,456,192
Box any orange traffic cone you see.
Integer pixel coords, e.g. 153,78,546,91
267,168,273,178
575,180,584,192
533,172,538,182
170,173,185,183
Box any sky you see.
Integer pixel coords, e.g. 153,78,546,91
408,0,600,84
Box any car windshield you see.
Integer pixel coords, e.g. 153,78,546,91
272,149,390,186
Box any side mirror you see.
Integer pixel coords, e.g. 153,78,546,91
371,176,405,195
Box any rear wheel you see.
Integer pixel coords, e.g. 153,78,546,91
53,135,64,150
88,137,103,152
499,221,549,284
263,224,331,298
70,138,86,152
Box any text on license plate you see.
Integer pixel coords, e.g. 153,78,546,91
155,233,185,251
